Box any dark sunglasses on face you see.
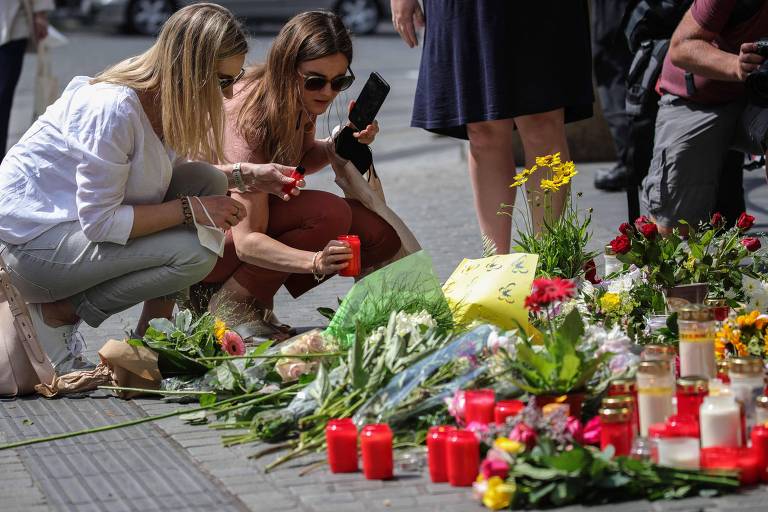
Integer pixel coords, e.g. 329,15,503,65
300,68,355,92
219,68,245,90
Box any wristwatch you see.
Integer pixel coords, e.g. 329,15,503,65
232,162,247,193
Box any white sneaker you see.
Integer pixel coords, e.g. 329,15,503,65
27,302,81,368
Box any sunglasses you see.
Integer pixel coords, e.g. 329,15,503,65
219,68,245,90
299,68,355,92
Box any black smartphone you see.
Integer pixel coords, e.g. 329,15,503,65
348,72,390,130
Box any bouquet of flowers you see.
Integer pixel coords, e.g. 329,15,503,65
504,154,597,281
715,310,768,360
608,212,764,302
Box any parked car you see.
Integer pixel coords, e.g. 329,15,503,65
70,0,389,36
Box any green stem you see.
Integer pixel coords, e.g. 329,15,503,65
97,386,212,396
196,352,345,362
0,383,301,451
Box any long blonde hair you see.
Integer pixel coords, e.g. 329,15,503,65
92,3,247,162
236,11,352,165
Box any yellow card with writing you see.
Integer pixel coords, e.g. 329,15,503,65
442,253,539,331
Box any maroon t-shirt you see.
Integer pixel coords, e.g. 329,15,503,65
656,0,768,104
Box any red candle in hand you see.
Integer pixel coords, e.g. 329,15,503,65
494,400,524,426
751,425,768,482
282,165,306,195
446,430,479,487
464,389,495,426
360,424,393,480
337,235,361,277
426,425,456,483
325,418,358,473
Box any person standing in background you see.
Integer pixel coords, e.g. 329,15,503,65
391,0,593,254
0,0,53,159
591,0,634,192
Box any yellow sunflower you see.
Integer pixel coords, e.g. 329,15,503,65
737,311,760,329
535,153,561,168
540,179,561,192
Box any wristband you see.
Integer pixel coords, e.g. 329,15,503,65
180,196,193,226
232,162,247,193
312,251,324,282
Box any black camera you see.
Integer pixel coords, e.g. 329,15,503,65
746,38,768,106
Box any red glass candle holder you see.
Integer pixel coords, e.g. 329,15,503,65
360,424,393,480
751,425,768,482
282,165,306,195
494,399,524,426
702,447,760,485
426,425,456,483
446,430,479,487
337,235,361,277
599,407,633,457
325,418,358,473
676,378,707,424
464,389,495,426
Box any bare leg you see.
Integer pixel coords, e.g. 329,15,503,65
40,300,79,327
466,118,517,254
514,109,571,231
135,297,176,336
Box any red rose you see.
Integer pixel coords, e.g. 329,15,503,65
638,222,658,240
741,237,761,252
737,212,756,231
634,215,652,230
610,234,631,255
619,222,634,236
525,277,576,312
583,259,601,285
710,212,724,228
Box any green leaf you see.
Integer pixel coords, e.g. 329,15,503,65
514,462,562,480
199,393,216,407
250,340,273,357
175,309,193,333
544,446,588,473
309,362,330,404
349,323,368,390
558,308,585,345
148,318,176,337
317,307,336,321
528,481,558,504
557,353,581,387
215,363,236,390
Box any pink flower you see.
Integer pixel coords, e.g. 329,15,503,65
466,421,490,436
509,423,537,449
221,330,245,356
480,458,510,479
566,416,583,443
582,417,601,446
446,390,466,423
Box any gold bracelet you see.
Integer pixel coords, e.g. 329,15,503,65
312,251,324,282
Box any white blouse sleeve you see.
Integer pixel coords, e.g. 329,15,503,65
64,90,139,244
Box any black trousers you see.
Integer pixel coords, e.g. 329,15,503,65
0,39,27,160
591,0,633,167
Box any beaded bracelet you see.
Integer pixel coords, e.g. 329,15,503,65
232,162,247,193
180,196,193,225
312,251,324,282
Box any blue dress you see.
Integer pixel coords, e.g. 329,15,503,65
412,0,594,140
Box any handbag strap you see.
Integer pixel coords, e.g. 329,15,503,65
0,253,55,384
20,0,38,48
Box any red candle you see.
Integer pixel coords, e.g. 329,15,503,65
676,377,708,424
751,425,768,482
325,419,358,473
599,408,632,456
446,430,479,487
464,389,495,426
282,165,306,195
494,400,524,426
337,235,361,277
360,424,393,480
426,425,456,483
701,447,760,485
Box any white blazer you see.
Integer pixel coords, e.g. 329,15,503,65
0,0,55,47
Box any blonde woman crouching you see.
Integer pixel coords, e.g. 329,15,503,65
0,3,298,372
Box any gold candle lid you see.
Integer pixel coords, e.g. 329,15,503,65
678,304,714,321
602,395,634,409
638,359,672,375
599,407,630,423
677,376,708,394
757,396,768,409
605,244,616,256
642,344,676,358
705,298,728,307
729,356,764,376
609,378,636,393
717,360,730,374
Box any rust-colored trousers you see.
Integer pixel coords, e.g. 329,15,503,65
203,190,401,308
